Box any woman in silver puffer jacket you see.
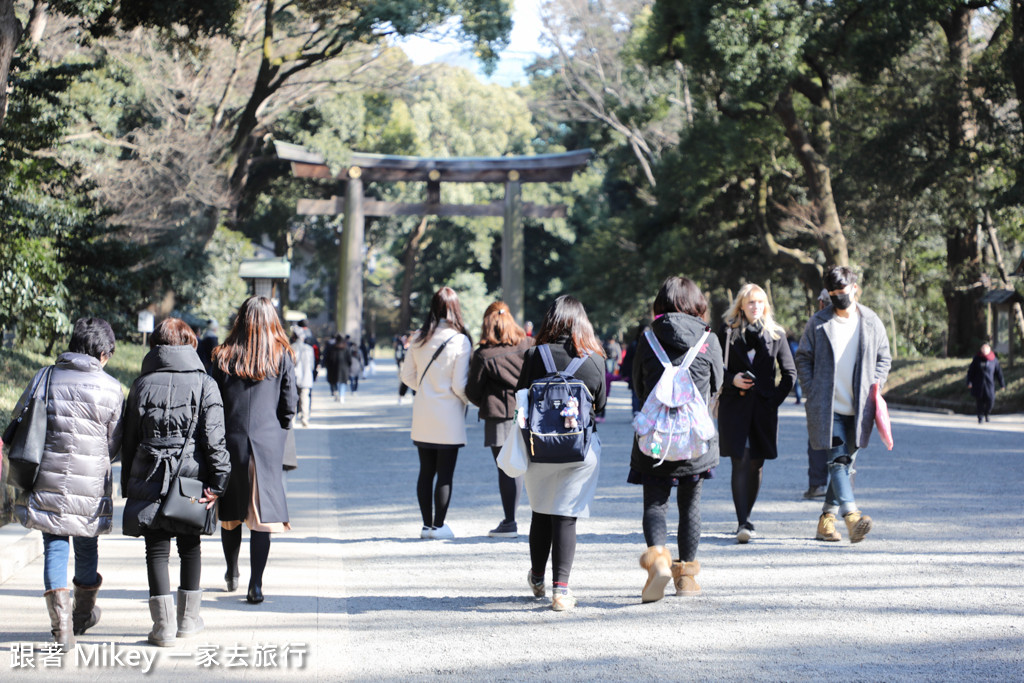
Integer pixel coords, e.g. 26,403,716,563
12,317,124,646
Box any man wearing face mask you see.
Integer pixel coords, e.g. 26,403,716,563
795,266,891,543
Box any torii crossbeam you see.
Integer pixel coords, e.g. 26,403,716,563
274,142,592,341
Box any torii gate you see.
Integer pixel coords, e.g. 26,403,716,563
274,142,592,342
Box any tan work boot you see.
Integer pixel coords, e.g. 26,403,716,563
639,546,673,603
844,511,873,543
670,560,701,596
816,513,841,542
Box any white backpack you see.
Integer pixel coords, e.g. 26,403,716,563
631,328,716,465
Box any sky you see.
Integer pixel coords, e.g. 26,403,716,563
396,0,550,87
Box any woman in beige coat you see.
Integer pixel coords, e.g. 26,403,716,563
400,287,472,540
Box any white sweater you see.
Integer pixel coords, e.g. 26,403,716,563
831,306,861,416
400,321,472,445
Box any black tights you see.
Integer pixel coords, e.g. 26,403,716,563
144,532,201,596
642,478,703,563
490,446,523,523
731,450,764,528
221,526,272,589
417,446,459,527
529,512,577,586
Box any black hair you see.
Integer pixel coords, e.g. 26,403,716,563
68,317,116,360
823,266,858,292
652,276,708,318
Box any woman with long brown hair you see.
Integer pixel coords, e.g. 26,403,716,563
515,295,606,611
466,301,533,537
399,287,473,540
211,297,298,604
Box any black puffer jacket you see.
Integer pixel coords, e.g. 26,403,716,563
121,345,231,537
630,313,723,478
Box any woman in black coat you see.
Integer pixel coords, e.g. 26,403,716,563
122,318,231,646
465,301,532,538
324,335,351,402
211,297,298,604
631,277,722,602
717,283,796,544
966,342,1005,422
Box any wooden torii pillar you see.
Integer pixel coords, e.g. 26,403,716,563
274,143,592,341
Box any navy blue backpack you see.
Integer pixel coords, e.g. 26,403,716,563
523,345,594,464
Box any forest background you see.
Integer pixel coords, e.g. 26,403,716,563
1,0,1024,367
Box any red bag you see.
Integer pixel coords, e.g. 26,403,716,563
872,383,893,451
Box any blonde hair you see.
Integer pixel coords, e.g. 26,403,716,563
723,283,785,340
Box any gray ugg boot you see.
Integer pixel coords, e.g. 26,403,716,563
72,573,102,635
147,595,176,647
44,588,75,647
176,588,205,638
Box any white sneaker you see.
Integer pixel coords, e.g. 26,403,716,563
431,524,454,540
420,526,433,539
736,526,756,544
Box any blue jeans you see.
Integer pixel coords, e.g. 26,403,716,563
823,413,858,517
42,534,99,591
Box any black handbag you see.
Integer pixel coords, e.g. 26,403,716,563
3,366,53,491
156,382,216,535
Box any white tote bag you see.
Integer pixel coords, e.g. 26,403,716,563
496,389,529,477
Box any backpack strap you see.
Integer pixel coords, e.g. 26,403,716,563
563,351,590,377
679,328,711,371
537,344,557,374
644,329,671,368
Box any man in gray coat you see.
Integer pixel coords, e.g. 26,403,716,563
795,266,891,544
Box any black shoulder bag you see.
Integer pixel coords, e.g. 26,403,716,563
3,366,54,491
156,380,216,535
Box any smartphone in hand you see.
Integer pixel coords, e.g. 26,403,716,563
741,371,756,381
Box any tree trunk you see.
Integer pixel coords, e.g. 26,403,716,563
752,168,823,293
772,88,849,267
0,0,23,129
27,0,46,43
1011,1,1024,144
940,6,986,357
398,217,429,333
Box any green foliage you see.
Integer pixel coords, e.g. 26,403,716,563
172,225,255,330
884,356,1024,414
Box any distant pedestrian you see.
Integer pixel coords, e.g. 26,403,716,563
211,296,298,604
619,324,648,416
196,320,219,374
796,267,891,544
348,342,363,392
12,317,124,646
717,284,796,544
121,318,231,647
629,277,721,603
396,333,411,403
516,295,607,611
291,329,315,427
465,301,532,538
604,337,622,375
325,335,350,402
400,287,473,540
966,343,1005,423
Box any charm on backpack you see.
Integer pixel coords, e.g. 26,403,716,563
560,397,580,429
524,345,594,464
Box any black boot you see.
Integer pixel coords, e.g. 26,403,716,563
72,574,102,636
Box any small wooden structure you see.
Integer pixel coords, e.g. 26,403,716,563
239,257,291,318
274,142,592,343
979,288,1024,365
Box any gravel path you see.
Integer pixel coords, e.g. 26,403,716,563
2,363,1022,681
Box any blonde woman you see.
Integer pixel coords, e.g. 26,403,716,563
717,284,796,544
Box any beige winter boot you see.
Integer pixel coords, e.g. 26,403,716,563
671,560,701,596
639,546,673,603
44,588,75,647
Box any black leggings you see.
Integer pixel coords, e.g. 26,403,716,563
221,526,272,589
144,531,201,596
642,477,703,563
417,446,459,527
730,449,764,528
529,512,577,586
490,446,523,523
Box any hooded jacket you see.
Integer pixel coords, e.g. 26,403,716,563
121,345,231,537
15,352,124,537
630,313,723,477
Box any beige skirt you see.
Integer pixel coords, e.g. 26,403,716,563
221,459,291,533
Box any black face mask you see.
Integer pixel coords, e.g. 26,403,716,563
830,293,853,310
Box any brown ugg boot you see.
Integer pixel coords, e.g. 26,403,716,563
639,546,673,603
671,560,701,596
72,574,102,635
